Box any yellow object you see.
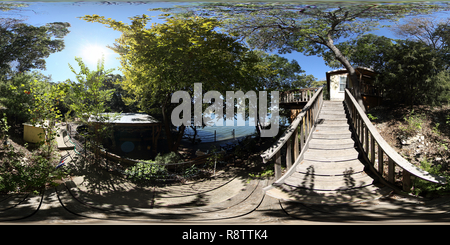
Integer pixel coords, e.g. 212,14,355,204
23,123,45,143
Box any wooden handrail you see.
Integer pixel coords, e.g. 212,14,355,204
344,89,446,191
261,87,323,179
280,87,320,103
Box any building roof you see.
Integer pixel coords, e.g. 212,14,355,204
88,113,160,125
326,66,378,76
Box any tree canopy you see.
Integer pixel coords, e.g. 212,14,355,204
0,19,70,76
153,2,450,111
80,15,264,152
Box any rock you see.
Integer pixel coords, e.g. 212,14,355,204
436,157,442,161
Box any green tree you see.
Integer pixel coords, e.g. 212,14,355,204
0,71,54,125
377,40,446,106
65,57,116,162
322,34,397,71
28,78,66,158
0,20,70,76
80,15,261,152
101,74,139,113
156,2,449,111
253,51,316,90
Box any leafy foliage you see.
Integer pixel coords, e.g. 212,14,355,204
0,143,66,194
80,15,262,152
64,57,117,162
154,2,450,110
0,19,70,75
377,40,446,106
412,157,450,197
124,152,181,182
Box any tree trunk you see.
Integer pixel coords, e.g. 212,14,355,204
326,40,366,112
161,98,186,153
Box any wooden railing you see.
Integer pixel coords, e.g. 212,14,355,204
344,89,447,192
261,87,323,180
280,87,320,104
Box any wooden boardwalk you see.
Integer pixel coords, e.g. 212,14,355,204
265,101,392,204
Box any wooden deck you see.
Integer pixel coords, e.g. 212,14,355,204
265,101,391,204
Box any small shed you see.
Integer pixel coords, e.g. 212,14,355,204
88,113,162,157
326,67,381,110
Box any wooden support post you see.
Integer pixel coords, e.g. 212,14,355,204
403,170,412,192
364,126,369,154
294,127,299,160
286,137,292,170
378,144,384,176
360,119,364,147
388,157,395,184
275,151,282,180
370,134,375,166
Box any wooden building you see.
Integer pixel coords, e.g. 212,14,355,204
326,67,381,110
88,113,162,158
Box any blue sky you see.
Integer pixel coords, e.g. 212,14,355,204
8,2,447,83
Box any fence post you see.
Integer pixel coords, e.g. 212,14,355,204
370,134,375,166
388,157,395,183
286,137,292,170
378,144,384,176
275,151,282,180
403,170,411,192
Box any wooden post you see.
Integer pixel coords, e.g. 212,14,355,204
360,119,365,147
275,151,282,180
403,170,412,192
286,137,292,170
370,134,375,166
364,126,369,154
294,127,299,160
378,144,384,176
388,157,395,184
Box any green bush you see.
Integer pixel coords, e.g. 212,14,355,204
399,110,425,137
0,145,66,194
412,157,450,197
124,161,168,182
124,152,180,182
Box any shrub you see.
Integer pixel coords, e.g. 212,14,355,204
0,144,66,194
124,161,168,182
124,152,180,182
412,157,450,197
399,110,425,137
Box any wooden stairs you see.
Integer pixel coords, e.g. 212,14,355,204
265,101,392,204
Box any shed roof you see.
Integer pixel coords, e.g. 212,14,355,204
88,113,160,125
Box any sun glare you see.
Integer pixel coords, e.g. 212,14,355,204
81,44,108,65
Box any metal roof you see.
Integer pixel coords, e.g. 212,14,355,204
88,113,160,125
